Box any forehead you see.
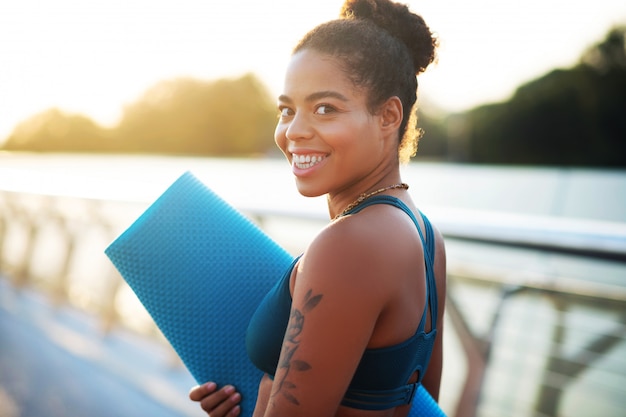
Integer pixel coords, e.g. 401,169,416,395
281,49,363,100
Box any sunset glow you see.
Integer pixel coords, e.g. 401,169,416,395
1,0,625,141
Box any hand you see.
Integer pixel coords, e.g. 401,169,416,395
189,382,242,416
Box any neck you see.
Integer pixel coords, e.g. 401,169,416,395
327,173,405,220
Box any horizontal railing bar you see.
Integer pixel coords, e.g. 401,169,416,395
447,234,626,262
239,206,626,263
448,266,626,303
2,189,625,263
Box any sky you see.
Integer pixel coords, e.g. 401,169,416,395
0,0,625,142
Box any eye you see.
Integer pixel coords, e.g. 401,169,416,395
315,104,336,115
278,106,294,118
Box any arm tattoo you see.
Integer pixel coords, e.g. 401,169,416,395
271,289,323,406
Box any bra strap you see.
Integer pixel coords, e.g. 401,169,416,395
345,195,437,331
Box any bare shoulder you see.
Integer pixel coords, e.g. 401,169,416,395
297,204,420,292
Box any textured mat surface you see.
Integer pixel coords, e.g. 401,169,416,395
105,171,445,416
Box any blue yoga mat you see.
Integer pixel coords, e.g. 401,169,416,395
105,171,445,416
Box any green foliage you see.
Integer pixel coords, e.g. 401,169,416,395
115,74,277,155
3,109,113,152
3,74,278,156
458,26,626,167
413,109,448,160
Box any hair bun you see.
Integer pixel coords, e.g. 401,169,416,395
340,0,436,74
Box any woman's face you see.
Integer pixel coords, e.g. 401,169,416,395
275,49,387,198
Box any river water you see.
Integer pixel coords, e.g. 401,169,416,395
2,152,626,221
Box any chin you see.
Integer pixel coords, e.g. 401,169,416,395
295,181,326,198
297,188,325,198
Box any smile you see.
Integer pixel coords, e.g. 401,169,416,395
292,154,326,169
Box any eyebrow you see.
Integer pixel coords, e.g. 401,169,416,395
278,90,349,104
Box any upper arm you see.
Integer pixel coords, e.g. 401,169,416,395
262,224,390,416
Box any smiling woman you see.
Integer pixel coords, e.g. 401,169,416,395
188,1,447,416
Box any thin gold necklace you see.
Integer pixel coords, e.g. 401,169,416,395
333,183,409,220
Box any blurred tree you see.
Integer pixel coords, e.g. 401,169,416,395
1,74,278,156
460,26,626,166
581,25,626,72
115,73,277,155
413,106,449,160
2,109,112,152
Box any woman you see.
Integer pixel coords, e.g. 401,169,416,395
189,0,446,416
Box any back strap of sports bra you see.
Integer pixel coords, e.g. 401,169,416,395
345,195,438,334
341,383,420,410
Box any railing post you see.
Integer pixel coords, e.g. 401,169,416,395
100,268,124,334
0,193,7,273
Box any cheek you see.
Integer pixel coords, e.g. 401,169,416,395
274,124,288,155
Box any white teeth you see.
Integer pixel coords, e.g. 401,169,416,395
293,154,325,169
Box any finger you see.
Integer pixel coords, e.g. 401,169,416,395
189,382,217,402
200,385,241,415
205,387,241,417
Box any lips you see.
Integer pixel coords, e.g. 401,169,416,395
292,153,327,169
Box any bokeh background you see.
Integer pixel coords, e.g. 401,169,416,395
1,1,625,416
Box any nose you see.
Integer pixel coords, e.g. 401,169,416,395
285,111,313,141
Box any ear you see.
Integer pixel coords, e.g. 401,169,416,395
379,96,403,133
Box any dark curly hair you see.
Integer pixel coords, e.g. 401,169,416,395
293,0,437,162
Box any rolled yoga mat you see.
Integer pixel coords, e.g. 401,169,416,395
105,171,445,417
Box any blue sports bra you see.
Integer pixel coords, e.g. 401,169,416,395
246,196,438,410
